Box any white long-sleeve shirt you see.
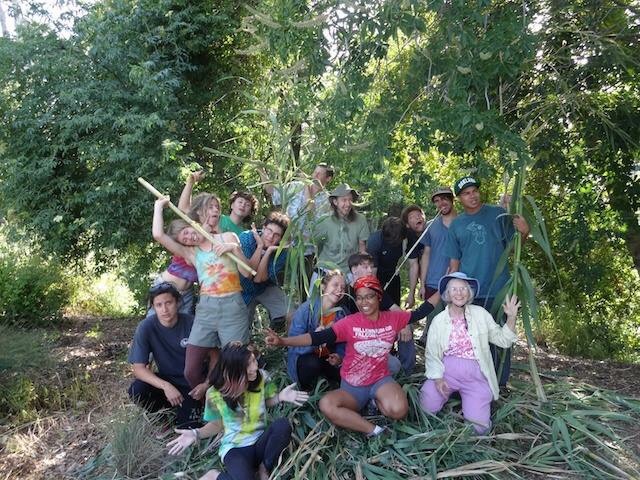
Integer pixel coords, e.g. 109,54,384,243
425,304,517,399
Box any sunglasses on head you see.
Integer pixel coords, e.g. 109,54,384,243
149,281,178,296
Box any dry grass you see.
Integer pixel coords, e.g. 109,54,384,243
1,316,639,479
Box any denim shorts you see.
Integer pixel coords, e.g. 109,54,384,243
340,376,394,410
189,293,249,348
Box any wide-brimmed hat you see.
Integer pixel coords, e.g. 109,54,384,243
453,176,480,196
438,272,480,296
329,183,360,200
431,186,454,202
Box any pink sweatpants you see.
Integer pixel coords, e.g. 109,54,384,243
420,356,493,434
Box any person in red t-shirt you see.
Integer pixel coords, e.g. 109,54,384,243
266,275,431,437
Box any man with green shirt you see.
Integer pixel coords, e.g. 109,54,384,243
314,183,370,273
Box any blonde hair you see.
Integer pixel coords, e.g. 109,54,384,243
189,192,221,223
166,219,191,240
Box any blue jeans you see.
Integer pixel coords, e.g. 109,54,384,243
397,338,416,374
473,297,511,387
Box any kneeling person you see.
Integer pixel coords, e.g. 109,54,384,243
128,283,202,428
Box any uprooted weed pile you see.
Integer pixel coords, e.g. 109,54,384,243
2,316,639,479
84,344,640,479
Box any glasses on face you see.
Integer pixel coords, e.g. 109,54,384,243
448,286,469,294
263,226,282,240
355,293,377,302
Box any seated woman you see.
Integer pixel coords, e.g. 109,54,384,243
266,275,434,437
167,343,308,480
420,272,520,434
152,197,253,393
287,270,347,391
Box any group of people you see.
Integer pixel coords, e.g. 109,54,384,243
127,166,529,479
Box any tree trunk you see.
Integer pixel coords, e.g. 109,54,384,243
0,2,8,37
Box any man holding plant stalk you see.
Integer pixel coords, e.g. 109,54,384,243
446,176,529,387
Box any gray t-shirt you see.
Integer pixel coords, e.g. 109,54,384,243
128,313,193,387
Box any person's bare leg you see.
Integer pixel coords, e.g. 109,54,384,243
375,381,408,420
319,389,374,434
199,469,220,480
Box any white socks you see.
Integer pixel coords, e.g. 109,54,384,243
367,425,385,437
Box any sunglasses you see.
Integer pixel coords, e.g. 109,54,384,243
149,281,178,295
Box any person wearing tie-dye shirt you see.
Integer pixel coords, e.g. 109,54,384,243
167,343,309,480
152,197,254,394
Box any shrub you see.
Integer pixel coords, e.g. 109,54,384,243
67,271,137,317
0,254,71,327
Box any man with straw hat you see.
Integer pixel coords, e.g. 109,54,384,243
314,183,370,274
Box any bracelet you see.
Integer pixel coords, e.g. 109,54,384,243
191,428,200,441
276,393,280,404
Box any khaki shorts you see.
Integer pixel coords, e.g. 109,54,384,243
189,293,249,348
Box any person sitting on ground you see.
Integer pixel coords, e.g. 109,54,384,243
342,253,439,374
152,197,253,393
420,272,520,434
167,343,309,480
265,275,434,437
239,212,291,330
287,270,347,391
179,170,258,235
128,283,202,428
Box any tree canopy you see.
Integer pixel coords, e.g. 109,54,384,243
0,0,638,360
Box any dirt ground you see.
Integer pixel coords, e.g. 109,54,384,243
0,315,638,479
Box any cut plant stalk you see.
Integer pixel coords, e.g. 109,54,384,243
137,177,256,276
508,162,548,403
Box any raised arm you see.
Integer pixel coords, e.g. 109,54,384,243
258,167,275,196
178,171,205,213
152,199,194,262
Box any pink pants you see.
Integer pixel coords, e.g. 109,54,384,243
420,356,493,434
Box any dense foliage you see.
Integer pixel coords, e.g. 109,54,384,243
0,0,638,359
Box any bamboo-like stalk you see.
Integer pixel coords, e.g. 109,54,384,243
137,177,256,276
509,166,547,403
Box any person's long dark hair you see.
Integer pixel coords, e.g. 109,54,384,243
209,343,262,410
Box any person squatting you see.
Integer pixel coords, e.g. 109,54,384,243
128,169,529,479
